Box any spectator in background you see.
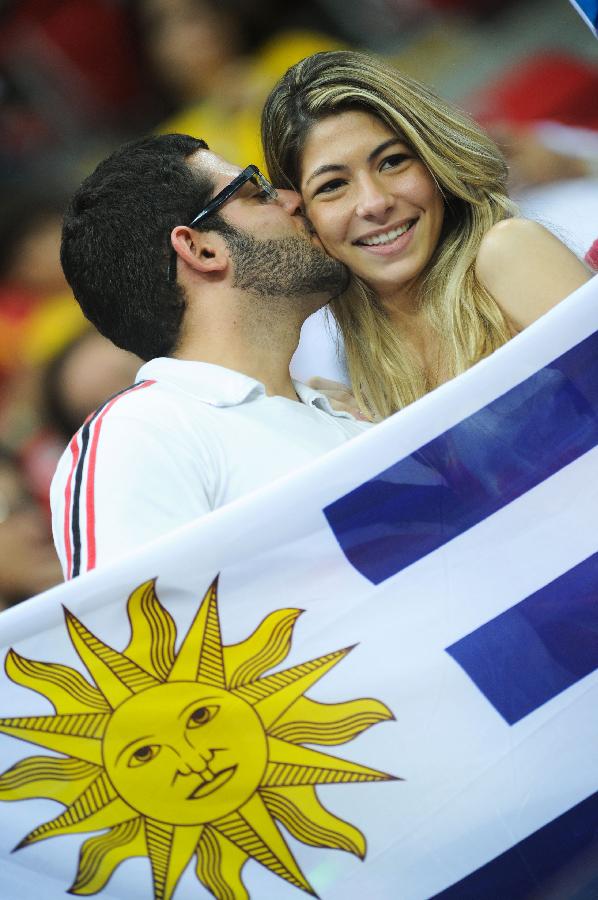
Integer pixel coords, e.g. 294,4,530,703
43,328,141,444
494,124,598,193
0,447,61,607
18,328,140,508
0,330,142,608
0,0,157,183
466,51,598,260
0,185,87,468
493,121,598,260
0,195,142,607
0,186,76,386
135,0,345,169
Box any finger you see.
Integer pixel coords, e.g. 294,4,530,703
327,397,372,420
307,376,350,392
323,389,355,403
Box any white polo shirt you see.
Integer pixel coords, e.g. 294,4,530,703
50,357,369,579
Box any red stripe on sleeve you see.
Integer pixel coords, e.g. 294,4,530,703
63,435,81,580
84,380,156,572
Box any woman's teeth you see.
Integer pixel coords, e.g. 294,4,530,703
359,220,414,246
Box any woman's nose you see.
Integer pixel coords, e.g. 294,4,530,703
355,178,393,219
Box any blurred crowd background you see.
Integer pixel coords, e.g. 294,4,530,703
0,0,597,607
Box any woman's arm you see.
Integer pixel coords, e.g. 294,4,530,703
474,218,592,332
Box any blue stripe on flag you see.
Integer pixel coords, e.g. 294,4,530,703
446,550,598,724
431,789,598,900
324,330,598,584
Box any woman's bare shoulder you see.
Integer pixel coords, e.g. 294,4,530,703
474,218,591,330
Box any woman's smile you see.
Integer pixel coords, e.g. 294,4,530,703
353,217,418,254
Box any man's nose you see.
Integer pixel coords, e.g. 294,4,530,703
355,178,393,219
276,189,303,215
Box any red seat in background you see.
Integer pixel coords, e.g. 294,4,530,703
465,52,598,130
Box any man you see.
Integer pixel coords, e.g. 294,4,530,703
51,133,368,579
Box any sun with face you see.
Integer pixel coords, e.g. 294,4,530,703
0,578,397,900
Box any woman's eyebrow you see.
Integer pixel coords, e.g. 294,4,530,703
368,137,405,162
305,163,347,186
305,137,407,186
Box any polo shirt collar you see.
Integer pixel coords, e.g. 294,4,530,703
136,357,355,419
136,358,265,406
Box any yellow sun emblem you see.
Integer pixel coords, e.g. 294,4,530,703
0,577,397,899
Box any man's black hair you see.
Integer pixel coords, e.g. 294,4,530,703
60,133,215,360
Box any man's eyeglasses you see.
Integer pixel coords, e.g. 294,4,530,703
189,164,277,226
167,165,277,282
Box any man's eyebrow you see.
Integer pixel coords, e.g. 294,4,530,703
305,137,407,186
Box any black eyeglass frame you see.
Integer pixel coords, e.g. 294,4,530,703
167,165,277,282
189,164,276,227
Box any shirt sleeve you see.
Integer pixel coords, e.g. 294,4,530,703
51,412,214,579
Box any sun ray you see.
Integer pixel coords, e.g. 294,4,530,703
16,795,135,847
0,712,106,763
16,773,134,847
263,737,397,787
232,647,352,707
268,695,394,746
5,650,109,714
214,793,314,895
261,785,366,858
224,608,303,690
0,755,100,803
64,609,159,707
168,577,225,687
145,819,203,900
195,826,249,900
123,580,176,681
251,647,353,730
69,818,145,896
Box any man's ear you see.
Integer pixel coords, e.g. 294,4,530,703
170,226,229,275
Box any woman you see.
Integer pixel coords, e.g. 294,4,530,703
261,50,591,418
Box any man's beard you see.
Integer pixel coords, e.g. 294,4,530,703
223,224,349,300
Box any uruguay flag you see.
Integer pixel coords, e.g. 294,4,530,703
0,277,596,900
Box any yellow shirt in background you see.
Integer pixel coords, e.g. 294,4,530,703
157,31,345,172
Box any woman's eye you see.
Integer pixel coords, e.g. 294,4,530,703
129,744,159,767
380,153,410,171
313,178,346,196
187,706,216,728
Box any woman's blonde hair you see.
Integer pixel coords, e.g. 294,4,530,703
262,50,517,417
